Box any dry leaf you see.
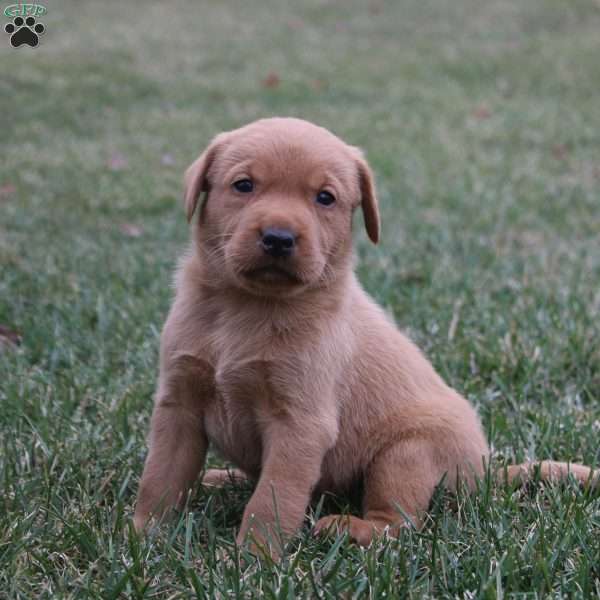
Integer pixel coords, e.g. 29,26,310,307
551,144,568,161
286,18,304,30
0,325,21,351
0,184,16,199
119,223,143,237
369,1,383,15
261,72,280,89
108,153,128,171
472,105,492,120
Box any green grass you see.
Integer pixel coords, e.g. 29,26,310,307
1,0,600,597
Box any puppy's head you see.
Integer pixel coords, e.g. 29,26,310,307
184,118,379,297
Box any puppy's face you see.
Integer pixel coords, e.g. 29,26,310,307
184,118,379,297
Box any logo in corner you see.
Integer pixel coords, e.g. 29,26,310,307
4,3,46,47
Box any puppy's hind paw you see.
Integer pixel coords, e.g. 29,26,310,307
313,514,376,547
314,513,409,547
201,468,249,488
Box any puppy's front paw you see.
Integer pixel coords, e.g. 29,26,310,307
133,510,152,533
237,523,284,562
242,536,279,563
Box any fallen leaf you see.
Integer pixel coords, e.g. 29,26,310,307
0,184,16,199
0,325,21,351
551,144,568,161
311,79,327,91
108,152,128,171
472,105,492,120
369,1,383,14
119,223,143,237
261,72,280,89
286,18,304,30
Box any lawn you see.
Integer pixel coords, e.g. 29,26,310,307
1,0,600,597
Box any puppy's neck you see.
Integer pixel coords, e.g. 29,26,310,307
190,248,355,331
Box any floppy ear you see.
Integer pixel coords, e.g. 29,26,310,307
354,151,380,244
183,134,226,223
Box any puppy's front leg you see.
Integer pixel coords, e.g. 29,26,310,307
134,358,211,530
237,418,335,558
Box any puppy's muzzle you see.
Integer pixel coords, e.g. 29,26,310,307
261,228,296,258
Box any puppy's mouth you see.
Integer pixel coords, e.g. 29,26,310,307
242,264,302,285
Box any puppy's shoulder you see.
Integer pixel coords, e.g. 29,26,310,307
345,276,397,335
160,249,217,360
346,276,443,385
172,246,205,297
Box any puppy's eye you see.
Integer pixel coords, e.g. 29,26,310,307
232,179,254,193
316,191,336,206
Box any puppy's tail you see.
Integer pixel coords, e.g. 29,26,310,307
496,461,598,487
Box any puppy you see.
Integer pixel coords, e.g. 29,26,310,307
134,117,596,555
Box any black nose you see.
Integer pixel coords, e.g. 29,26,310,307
261,228,296,258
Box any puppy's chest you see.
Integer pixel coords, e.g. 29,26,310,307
200,311,332,475
203,347,289,477
207,314,298,401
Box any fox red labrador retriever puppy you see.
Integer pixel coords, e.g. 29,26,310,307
134,117,596,556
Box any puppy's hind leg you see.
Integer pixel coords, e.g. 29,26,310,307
314,438,443,546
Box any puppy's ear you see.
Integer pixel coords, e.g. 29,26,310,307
183,134,227,223
354,150,380,244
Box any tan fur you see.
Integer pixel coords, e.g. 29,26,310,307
133,118,597,556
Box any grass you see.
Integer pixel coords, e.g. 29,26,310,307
1,0,600,597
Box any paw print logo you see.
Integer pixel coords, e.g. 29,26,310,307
4,15,45,47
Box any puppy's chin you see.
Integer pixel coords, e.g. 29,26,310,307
226,257,325,297
231,264,308,297
244,265,303,285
